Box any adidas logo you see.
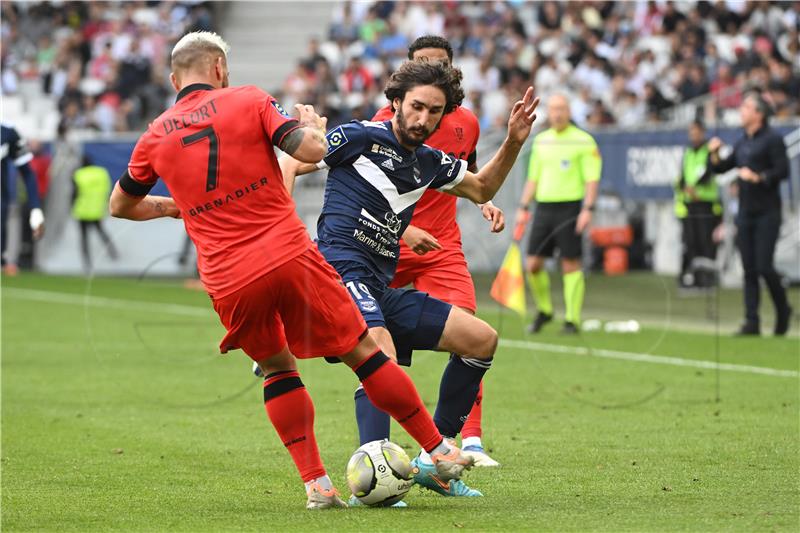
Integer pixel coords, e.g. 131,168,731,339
380,158,395,171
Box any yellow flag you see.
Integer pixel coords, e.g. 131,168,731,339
490,242,527,316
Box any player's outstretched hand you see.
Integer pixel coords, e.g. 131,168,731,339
507,87,540,145
481,203,505,233
402,225,442,256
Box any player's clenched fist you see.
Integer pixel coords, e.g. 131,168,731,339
295,103,327,132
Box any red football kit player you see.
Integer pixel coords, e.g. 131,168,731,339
108,31,472,509
371,37,505,468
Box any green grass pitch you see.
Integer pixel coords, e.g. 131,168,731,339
2,273,798,532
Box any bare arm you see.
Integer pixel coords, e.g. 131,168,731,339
519,180,537,209
109,182,180,221
575,180,599,234
278,104,328,164
583,180,599,210
279,156,324,195
447,88,540,203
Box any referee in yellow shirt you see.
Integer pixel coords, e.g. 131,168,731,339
516,94,602,334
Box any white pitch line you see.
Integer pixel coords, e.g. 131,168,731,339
5,287,797,379
2,287,212,318
499,338,799,379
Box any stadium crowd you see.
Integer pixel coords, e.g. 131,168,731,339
1,1,798,134
287,0,800,130
1,1,216,134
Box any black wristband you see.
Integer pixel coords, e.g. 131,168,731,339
519,204,529,211
583,204,595,212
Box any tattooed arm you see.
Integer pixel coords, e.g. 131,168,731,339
278,104,328,164
109,180,181,221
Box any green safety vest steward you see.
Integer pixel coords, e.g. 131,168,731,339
72,165,111,221
527,124,602,203
674,143,721,218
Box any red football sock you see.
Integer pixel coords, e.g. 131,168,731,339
263,370,326,482
461,380,483,439
355,352,443,453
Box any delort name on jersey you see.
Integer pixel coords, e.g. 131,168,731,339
162,99,219,135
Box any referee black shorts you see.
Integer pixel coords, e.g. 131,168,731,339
527,200,583,259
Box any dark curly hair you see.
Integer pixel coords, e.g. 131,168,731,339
408,35,454,63
384,60,464,114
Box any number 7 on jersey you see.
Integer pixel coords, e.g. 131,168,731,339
181,126,219,192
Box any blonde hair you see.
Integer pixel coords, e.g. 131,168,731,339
171,31,230,73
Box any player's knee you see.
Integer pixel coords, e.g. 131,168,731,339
472,324,498,359
562,258,580,273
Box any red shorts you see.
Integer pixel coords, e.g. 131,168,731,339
390,247,477,313
212,247,368,362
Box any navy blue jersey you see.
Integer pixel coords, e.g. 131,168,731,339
316,120,467,286
1,123,39,208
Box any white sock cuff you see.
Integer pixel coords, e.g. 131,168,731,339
462,436,483,448
460,356,493,370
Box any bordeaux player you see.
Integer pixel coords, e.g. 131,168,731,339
109,31,473,510
373,36,503,473
281,61,538,501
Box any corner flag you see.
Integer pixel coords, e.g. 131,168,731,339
490,241,527,316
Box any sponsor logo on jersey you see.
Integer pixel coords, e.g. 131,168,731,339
561,159,571,170
412,165,421,183
370,143,403,162
326,126,349,154
360,208,401,236
446,160,459,177
384,212,402,234
380,158,394,171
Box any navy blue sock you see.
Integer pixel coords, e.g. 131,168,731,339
434,354,492,438
354,386,391,445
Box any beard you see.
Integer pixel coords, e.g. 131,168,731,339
395,106,436,147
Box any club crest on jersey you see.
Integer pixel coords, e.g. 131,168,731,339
359,299,378,312
560,159,571,170
272,101,291,118
326,126,348,154
455,127,464,140
380,158,395,171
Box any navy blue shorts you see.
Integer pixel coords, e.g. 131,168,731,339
328,261,452,366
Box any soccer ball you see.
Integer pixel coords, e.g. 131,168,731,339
345,439,416,506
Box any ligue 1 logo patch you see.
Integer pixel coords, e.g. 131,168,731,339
326,126,349,154
272,101,291,117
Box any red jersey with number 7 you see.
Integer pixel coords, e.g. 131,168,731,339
126,83,312,298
